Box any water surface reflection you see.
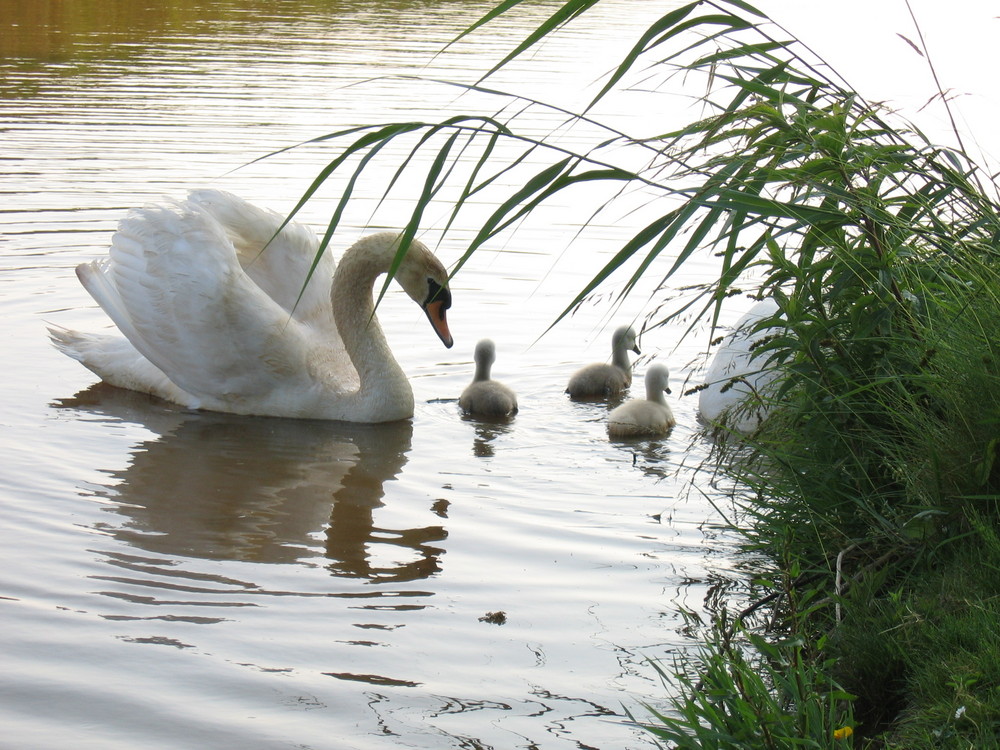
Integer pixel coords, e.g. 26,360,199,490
1,0,482,63
2,0,737,744
461,412,516,458
55,384,445,581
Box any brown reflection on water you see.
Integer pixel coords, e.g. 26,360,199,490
0,0,484,63
460,413,515,458
55,383,445,582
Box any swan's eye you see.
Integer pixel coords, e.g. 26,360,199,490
424,278,451,312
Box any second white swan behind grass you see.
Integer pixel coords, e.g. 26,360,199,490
698,297,781,434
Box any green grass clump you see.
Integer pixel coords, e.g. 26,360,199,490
638,614,855,749
832,515,1000,747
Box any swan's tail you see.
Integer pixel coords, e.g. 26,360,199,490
48,325,194,405
48,324,95,363
48,324,143,378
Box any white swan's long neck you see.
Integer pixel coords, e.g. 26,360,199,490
330,237,413,421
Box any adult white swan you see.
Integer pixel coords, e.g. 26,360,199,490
50,189,454,423
698,297,781,434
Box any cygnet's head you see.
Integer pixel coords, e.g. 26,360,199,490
613,325,641,355
645,363,671,396
474,338,497,368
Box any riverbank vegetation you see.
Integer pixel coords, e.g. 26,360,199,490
285,0,1000,745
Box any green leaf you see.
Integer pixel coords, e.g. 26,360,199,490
468,0,604,83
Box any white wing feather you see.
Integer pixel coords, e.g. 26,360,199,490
185,189,335,326
75,195,337,405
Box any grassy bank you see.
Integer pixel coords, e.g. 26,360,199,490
618,4,1000,745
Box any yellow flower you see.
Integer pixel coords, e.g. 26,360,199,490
833,726,854,740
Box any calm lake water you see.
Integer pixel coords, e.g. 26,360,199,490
2,1,994,748
1,2,738,749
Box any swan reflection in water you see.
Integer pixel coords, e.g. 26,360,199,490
55,384,447,582
460,412,516,458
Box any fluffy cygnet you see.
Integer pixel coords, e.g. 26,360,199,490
607,363,675,437
566,325,640,399
459,339,518,417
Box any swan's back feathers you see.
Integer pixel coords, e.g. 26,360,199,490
186,190,333,326
459,381,518,417
607,399,675,436
566,362,630,398
80,196,332,408
698,298,781,433
76,257,142,346
607,364,675,437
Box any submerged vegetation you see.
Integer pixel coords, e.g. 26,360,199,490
284,0,1000,745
